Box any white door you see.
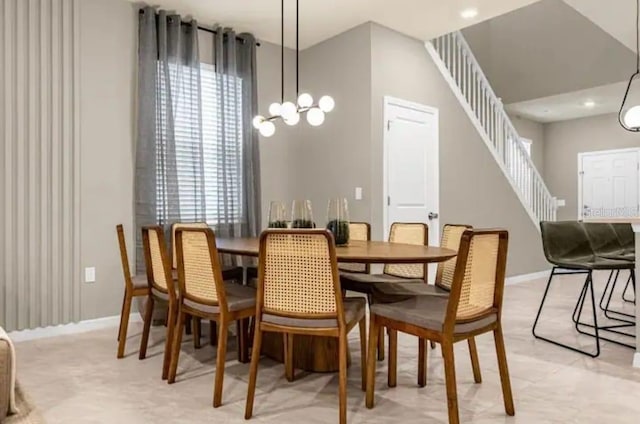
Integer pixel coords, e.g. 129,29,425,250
579,149,640,219
384,97,439,282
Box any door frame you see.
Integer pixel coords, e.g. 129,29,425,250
577,147,640,220
382,96,439,240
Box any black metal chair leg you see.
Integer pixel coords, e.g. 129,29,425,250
533,268,600,358
601,270,635,321
598,270,616,312
622,271,636,304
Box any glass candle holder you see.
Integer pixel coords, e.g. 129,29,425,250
326,198,350,246
268,201,289,228
291,200,315,228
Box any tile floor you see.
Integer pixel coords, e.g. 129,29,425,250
13,271,640,423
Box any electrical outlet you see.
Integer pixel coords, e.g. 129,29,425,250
355,187,363,200
84,267,96,283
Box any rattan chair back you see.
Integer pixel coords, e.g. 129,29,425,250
338,222,371,273
383,222,428,280
446,229,508,324
142,226,176,300
171,222,208,269
435,224,472,291
258,229,343,322
175,227,226,308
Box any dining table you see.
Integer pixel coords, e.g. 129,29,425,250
216,237,457,373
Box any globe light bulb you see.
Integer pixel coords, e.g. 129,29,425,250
284,112,300,126
252,115,264,129
280,101,297,119
297,93,313,108
268,102,282,116
318,95,335,113
624,105,640,130
259,120,276,137
306,107,325,126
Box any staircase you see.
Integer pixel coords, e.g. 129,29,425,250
425,31,557,226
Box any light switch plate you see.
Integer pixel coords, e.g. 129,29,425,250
355,187,363,200
84,267,96,283
556,199,566,207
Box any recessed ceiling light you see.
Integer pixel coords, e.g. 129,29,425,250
583,100,595,108
460,8,478,19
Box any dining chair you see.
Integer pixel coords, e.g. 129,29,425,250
245,229,367,424
612,223,636,303
366,229,514,424
168,227,256,407
338,222,371,275
170,222,244,347
370,224,478,387
533,221,635,357
341,222,427,360
115,224,150,359
139,226,180,381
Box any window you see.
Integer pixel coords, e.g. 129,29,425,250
155,62,244,225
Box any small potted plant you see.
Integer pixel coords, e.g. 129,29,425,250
291,200,315,228
326,198,350,246
268,201,289,228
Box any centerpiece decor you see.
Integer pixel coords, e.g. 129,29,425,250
326,198,350,246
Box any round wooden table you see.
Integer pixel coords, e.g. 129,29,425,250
217,237,456,372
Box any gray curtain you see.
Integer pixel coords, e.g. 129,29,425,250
211,27,262,240
135,7,261,272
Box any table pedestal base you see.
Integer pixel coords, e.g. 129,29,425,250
261,332,351,373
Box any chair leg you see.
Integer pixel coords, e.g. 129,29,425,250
139,296,154,360
365,314,379,409
284,333,294,382
237,318,250,364
418,338,428,387
192,317,202,349
117,291,133,359
493,322,515,416
387,328,397,388
184,315,192,335
442,340,460,424
168,310,186,384
209,320,217,346
117,291,127,342
338,331,348,424
468,337,482,384
358,317,367,391
245,325,263,420
377,325,385,361
162,301,177,381
622,271,636,303
213,319,229,408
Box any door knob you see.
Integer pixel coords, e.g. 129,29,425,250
428,212,439,220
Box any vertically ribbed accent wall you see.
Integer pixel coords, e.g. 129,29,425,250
0,0,81,331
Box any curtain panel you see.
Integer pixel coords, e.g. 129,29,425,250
135,7,261,271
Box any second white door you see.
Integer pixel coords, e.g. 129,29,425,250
384,97,439,281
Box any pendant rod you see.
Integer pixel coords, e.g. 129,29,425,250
296,0,299,98
281,0,284,103
636,0,639,72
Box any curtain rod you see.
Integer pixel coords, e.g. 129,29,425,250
138,9,260,47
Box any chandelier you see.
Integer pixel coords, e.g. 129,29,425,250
252,0,334,137
619,0,640,131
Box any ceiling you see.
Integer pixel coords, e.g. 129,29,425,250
563,0,637,52
461,0,636,105
127,0,540,49
505,81,636,123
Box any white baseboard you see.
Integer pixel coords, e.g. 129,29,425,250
633,353,640,368
505,269,551,286
8,313,141,343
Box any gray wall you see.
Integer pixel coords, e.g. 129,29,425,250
79,0,137,320
297,25,373,226
544,113,640,220
369,24,547,275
